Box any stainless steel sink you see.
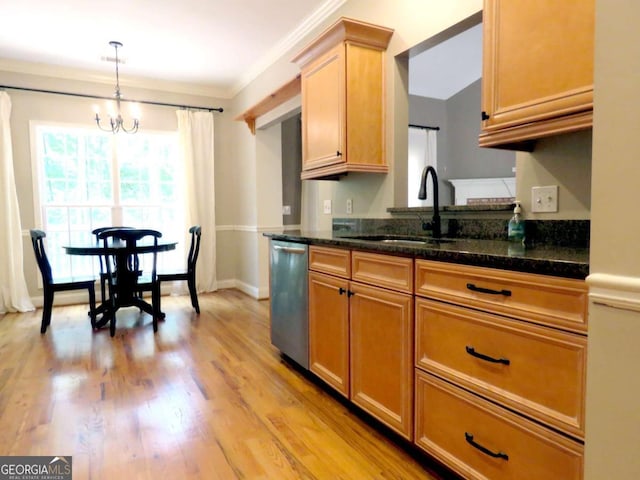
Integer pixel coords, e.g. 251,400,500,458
339,234,455,246
379,238,433,245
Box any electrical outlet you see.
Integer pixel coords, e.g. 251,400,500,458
323,199,332,214
282,205,291,215
346,198,353,214
531,185,558,213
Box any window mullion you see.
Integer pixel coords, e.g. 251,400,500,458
112,136,123,225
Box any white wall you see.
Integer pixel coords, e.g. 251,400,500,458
584,2,640,479
516,130,592,220
256,123,284,298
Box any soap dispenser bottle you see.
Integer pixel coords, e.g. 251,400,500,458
508,201,525,243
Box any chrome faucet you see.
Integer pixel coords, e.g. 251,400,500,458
418,166,441,238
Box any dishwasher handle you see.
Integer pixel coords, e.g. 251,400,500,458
273,245,307,255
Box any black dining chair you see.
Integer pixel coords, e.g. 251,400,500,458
92,226,135,303
30,229,97,334
98,228,162,336
156,225,202,314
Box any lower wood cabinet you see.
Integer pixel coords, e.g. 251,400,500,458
305,248,587,478
414,259,587,479
308,246,414,440
415,371,584,480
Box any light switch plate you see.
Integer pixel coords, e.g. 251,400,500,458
323,199,332,214
531,185,558,213
346,198,353,214
282,205,291,215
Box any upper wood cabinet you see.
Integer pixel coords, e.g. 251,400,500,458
292,18,393,179
479,0,595,150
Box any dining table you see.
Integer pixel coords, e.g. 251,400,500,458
64,236,177,329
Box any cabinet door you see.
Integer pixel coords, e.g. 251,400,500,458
308,271,350,397
301,44,345,171
344,43,386,169
349,282,414,439
480,0,594,147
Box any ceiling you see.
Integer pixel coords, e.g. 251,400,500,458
409,23,482,100
0,0,343,97
0,0,480,101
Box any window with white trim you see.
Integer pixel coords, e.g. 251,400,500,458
31,123,185,279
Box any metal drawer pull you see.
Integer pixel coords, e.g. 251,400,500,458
465,346,510,365
273,246,306,254
465,432,509,460
466,283,512,297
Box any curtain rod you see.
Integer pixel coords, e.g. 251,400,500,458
409,123,440,131
0,84,224,113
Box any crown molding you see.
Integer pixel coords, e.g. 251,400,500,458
229,0,346,97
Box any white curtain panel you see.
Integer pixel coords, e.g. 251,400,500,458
407,127,438,207
176,110,217,293
0,92,34,313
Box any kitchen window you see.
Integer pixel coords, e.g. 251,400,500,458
31,123,185,278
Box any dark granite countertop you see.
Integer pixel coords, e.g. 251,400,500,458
264,230,589,279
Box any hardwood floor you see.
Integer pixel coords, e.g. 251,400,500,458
0,290,458,479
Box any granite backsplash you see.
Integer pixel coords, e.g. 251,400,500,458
332,217,590,249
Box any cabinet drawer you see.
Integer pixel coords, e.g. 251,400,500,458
309,246,350,278
416,298,586,439
352,251,413,294
415,260,588,333
415,371,583,480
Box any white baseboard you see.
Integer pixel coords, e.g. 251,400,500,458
215,279,236,290
233,280,270,300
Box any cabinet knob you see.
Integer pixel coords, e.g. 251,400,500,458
338,287,346,295
481,111,490,121
336,150,342,157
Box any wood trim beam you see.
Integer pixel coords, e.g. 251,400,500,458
235,75,301,134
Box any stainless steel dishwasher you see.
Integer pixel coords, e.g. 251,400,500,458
269,239,309,369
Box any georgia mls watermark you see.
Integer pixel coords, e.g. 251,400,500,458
0,456,72,480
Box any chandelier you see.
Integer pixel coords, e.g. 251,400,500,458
94,41,139,134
